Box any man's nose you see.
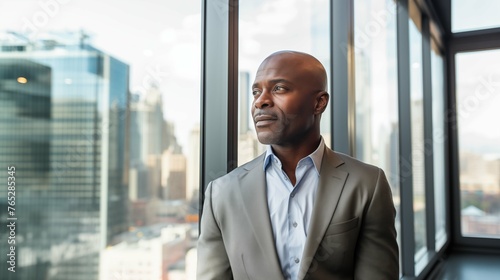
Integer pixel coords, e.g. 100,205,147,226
253,90,273,109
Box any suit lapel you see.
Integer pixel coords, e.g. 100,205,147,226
298,148,349,279
239,154,284,279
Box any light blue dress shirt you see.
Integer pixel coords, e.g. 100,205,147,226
264,138,325,280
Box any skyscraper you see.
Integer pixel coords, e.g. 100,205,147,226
187,124,200,201
0,31,129,280
238,71,262,165
161,149,187,200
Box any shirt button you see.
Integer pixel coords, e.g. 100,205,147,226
293,222,298,228
290,193,295,197
295,258,300,264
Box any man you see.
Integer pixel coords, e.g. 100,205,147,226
197,51,399,280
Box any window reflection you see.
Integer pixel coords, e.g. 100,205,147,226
0,1,201,279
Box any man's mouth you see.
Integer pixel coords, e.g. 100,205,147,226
254,115,278,127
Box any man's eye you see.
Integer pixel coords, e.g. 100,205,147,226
274,85,285,91
252,90,261,96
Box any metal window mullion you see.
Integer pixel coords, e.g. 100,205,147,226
200,0,239,218
451,27,500,52
441,46,451,251
227,0,239,172
397,0,416,277
331,0,355,155
447,42,461,246
421,15,436,253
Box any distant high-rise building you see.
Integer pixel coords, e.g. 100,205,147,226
0,31,129,280
239,71,251,134
141,86,169,159
187,124,200,201
238,71,264,165
162,150,187,200
129,93,143,164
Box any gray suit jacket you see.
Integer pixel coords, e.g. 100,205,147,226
197,147,399,280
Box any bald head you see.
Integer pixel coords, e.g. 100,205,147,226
257,50,328,92
251,51,329,148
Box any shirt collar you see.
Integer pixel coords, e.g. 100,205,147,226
263,137,325,175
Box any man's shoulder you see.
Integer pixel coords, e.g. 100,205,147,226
326,148,382,174
325,149,389,192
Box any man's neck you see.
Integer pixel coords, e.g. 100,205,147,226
270,136,322,185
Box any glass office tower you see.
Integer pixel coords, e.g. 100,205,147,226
0,32,129,280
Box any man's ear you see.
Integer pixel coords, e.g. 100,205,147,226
314,91,329,114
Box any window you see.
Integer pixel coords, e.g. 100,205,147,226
409,15,427,261
354,0,400,257
456,49,500,238
431,41,447,249
0,1,201,279
452,0,500,33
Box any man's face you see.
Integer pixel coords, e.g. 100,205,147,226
251,54,324,146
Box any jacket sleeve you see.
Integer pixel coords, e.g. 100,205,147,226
197,182,233,280
354,169,399,279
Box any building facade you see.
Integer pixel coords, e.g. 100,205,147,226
0,32,129,280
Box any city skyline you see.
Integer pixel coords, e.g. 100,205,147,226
0,30,201,279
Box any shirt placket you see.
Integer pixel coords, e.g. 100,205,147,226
286,162,309,279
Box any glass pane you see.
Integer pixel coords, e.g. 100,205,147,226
457,49,500,238
452,0,500,33
238,0,331,166
353,0,400,265
409,19,427,259
0,1,201,279
431,44,447,249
